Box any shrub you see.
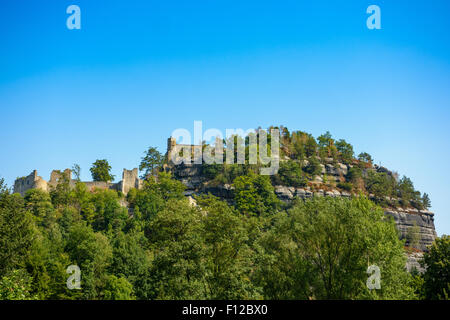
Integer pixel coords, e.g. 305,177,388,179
273,161,307,187
337,182,353,192
304,157,322,176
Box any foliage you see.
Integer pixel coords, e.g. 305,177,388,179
65,222,113,299
103,275,134,300
109,231,150,294
421,235,450,300
0,125,440,301
0,192,35,275
272,161,307,187
364,171,395,198
255,196,416,299
72,164,81,182
202,163,224,180
0,269,36,300
233,171,280,216
337,181,353,192
335,139,354,164
141,199,207,299
406,222,421,249
139,147,163,179
358,152,373,164
198,196,262,299
25,189,57,227
90,159,115,182
317,131,337,159
304,156,322,176
422,193,431,210
287,131,317,160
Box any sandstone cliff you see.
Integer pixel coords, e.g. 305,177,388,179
169,162,437,253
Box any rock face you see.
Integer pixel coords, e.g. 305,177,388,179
271,185,437,251
385,210,437,252
406,252,425,273
171,163,437,252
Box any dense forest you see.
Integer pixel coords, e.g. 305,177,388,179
0,126,448,300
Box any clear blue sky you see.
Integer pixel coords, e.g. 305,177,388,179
0,1,449,235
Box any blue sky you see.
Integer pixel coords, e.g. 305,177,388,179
0,1,449,235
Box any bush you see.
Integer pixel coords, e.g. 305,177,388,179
255,196,416,299
273,161,307,187
364,171,395,198
304,157,322,176
337,182,353,192
202,164,224,180
422,235,450,300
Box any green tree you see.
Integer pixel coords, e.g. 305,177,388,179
142,199,207,299
89,189,129,232
103,275,134,300
109,231,150,298
233,171,280,216
304,135,317,158
365,171,395,199
335,139,354,164
0,178,8,195
397,176,416,202
0,269,36,300
304,156,322,176
139,147,163,179
72,164,81,181
256,196,416,299
422,193,431,210
317,131,336,159
421,235,450,300
127,172,185,222
406,221,421,249
49,171,72,207
65,223,113,299
0,192,35,274
273,160,307,187
90,159,115,182
24,189,57,228
202,163,224,180
358,152,373,164
197,195,262,299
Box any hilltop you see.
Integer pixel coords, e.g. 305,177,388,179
12,126,438,254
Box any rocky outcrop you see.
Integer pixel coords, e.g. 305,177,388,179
274,185,350,201
272,185,436,251
273,185,436,251
168,160,437,253
202,184,234,199
385,209,437,252
406,252,425,273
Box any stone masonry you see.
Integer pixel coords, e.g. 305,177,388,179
14,168,142,196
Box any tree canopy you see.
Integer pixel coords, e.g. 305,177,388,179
90,160,115,182
139,147,163,180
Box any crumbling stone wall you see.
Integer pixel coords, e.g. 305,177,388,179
13,168,142,196
14,170,48,196
166,137,203,165
119,168,142,194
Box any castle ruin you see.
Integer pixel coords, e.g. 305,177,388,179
14,168,142,196
13,136,206,196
